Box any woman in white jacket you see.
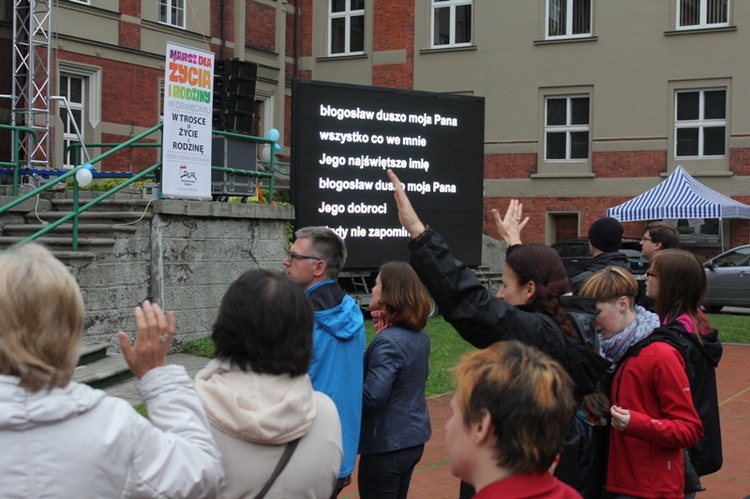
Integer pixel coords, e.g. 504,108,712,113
195,269,343,499
0,242,223,498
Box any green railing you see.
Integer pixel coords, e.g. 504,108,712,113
0,124,40,196
1,123,281,251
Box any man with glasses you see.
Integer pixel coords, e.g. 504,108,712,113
283,226,366,498
637,221,680,310
640,221,680,261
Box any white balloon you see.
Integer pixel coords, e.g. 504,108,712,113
260,144,271,161
76,167,93,187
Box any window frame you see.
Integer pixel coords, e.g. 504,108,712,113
57,61,102,170
59,73,87,168
328,0,366,56
676,0,730,30
546,0,593,40
159,0,185,29
674,87,727,160
431,0,473,49
543,94,591,163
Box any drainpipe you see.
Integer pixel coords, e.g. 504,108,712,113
293,1,300,78
220,0,226,59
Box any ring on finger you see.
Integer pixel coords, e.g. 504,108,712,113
159,334,170,342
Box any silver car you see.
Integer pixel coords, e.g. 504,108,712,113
703,244,750,312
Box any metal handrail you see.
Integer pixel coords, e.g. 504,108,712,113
2,123,284,250
0,124,40,196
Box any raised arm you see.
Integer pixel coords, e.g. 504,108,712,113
118,302,224,497
387,169,426,238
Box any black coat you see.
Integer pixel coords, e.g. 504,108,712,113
569,251,630,294
408,230,609,400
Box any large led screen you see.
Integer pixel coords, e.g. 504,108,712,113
292,79,485,269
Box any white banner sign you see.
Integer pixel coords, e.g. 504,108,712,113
161,42,214,200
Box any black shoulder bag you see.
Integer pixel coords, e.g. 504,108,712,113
254,438,301,499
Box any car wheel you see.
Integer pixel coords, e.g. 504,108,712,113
428,297,439,319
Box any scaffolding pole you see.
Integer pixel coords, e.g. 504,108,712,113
12,0,52,170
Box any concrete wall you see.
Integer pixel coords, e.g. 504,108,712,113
23,200,293,351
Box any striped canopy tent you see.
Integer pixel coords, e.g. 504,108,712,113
607,165,750,250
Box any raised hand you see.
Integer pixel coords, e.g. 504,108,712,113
387,169,426,238
117,300,176,379
490,199,528,246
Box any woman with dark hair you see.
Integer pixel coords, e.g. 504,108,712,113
195,269,343,498
386,170,609,498
647,249,723,496
357,261,432,499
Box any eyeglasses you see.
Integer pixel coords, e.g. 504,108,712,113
285,249,322,261
641,237,653,242
645,269,658,278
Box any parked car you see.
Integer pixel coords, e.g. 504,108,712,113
703,244,750,313
550,237,649,280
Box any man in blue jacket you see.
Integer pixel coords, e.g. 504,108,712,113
283,226,366,498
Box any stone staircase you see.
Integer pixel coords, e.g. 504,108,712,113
0,192,152,388
73,342,133,389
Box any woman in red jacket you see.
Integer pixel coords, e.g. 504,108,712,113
579,266,703,499
647,249,723,497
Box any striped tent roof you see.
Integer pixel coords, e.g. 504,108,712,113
607,166,750,221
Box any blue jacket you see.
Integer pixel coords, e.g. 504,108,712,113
306,280,366,478
358,324,432,455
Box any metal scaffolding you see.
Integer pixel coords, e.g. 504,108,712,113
12,0,52,169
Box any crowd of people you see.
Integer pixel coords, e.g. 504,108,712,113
0,167,725,498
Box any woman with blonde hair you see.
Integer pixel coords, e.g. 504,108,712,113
579,265,703,498
358,261,432,499
0,243,223,498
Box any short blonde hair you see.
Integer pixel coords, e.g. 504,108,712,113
452,340,576,474
0,243,84,392
579,266,637,310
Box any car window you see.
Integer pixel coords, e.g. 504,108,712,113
570,244,589,257
713,247,750,268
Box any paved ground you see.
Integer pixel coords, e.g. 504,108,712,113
340,344,750,499
107,345,750,498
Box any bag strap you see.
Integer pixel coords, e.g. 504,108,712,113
254,437,301,499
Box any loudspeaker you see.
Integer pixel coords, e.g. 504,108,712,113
211,137,258,196
213,59,258,133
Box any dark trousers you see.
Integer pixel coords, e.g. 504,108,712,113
357,444,425,499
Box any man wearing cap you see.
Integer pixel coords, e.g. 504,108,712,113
569,216,630,294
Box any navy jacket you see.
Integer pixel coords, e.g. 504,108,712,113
358,324,431,454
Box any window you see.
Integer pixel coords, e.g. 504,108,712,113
69,0,91,4
547,0,591,39
675,88,726,158
159,0,185,29
329,0,365,55
59,74,86,167
432,0,472,47
544,95,589,161
677,0,729,29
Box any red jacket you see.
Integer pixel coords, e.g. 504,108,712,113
606,341,703,498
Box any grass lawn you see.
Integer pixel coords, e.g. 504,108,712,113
182,311,750,399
